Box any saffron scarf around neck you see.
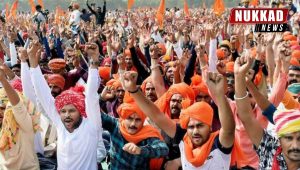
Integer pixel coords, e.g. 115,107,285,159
119,120,164,170
183,131,249,168
183,131,219,167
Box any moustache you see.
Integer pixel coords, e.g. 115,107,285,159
289,79,298,85
64,118,73,122
192,133,202,138
288,149,300,154
129,126,137,130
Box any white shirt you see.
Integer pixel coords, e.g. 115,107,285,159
179,140,231,170
70,10,82,26
31,67,105,170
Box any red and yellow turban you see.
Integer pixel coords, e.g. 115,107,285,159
274,109,300,137
55,86,86,117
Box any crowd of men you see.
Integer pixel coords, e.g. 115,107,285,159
0,0,299,169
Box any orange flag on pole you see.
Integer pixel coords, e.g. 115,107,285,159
9,0,19,21
37,0,44,9
156,0,165,29
212,0,225,16
250,0,259,7
28,0,36,14
5,3,9,20
128,0,135,10
184,0,190,17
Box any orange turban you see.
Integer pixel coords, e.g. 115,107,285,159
98,67,111,81
155,83,195,118
163,55,171,62
284,35,297,41
192,83,209,97
290,57,300,66
47,74,65,90
123,91,135,104
216,49,225,60
292,50,300,60
290,41,299,46
112,80,122,90
117,102,146,122
226,62,234,73
157,43,166,56
190,75,202,87
106,79,116,87
140,77,152,93
283,31,292,37
179,102,213,129
48,59,66,70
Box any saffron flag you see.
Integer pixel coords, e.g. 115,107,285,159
212,0,225,16
37,0,44,9
250,0,259,7
5,3,9,20
184,0,190,17
156,0,165,29
9,0,19,20
28,0,36,14
128,0,135,10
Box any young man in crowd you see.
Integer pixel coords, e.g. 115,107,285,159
29,41,106,170
120,70,237,169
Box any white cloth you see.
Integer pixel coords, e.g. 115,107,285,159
69,10,82,26
179,141,231,170
9,43,18,66
31,67,105,170
33,11,46,23
208,39,218,73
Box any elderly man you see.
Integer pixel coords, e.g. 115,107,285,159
121,70,239,169
101,102,169,169
234,55,300,170
29,42,106,170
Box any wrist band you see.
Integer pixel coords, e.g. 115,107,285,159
150,64,160,70
128,87,140,94
234,92,249,100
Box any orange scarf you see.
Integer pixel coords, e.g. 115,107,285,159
119,121,164,169
183,131,249,168
183,131,219,167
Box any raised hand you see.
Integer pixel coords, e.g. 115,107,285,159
278,41,292,74
18,47,28,62
123,143,141,155
28,40,42,68
85,43,100,62
127,34,135,48
205,71,225,96
216,61,226,76
234,54,254,76
100,86,115,101
149,44,159,59
121,71,138,92
117,54,126,70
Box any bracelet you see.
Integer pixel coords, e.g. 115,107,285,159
128,87,140,94
234,92,249,100
150,64,160,70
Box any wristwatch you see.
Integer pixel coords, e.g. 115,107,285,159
89,59,101,66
